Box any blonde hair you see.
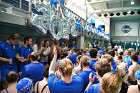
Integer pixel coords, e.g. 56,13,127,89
100,72,122,93
80,56,89,66
101,54,113,64
59,58,73,76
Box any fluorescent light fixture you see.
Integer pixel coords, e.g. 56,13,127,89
127,10,131,14
131,0,134,5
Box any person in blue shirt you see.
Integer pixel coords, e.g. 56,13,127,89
107,50,117,72
124,49,132,67
18,37,33,71
67,48,77,66
85,59,111,93
89,48,98,72
48,46,84,93
21,52,44,85
78,56,98,91
0,34,21,88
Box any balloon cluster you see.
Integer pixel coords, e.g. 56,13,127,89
31,0,110,41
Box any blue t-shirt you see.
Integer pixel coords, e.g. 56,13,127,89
70,54,77,65
21,62,44,85
18,46,33,70
138,59,140,65
48,74,84,93
0,41,19,68
111,60,117,73
78,70,99,91
89,59,98,72
84,83,100,93
125,56,131,67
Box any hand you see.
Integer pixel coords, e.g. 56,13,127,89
69,50,72,54
89,73,96,84
42,47,46,51
18,57,25,62
8,58,12,64
53,46,57,55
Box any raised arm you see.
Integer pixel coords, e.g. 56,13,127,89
49,46,57,75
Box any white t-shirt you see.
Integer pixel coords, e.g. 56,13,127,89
43,47,51,55
33,44,43,53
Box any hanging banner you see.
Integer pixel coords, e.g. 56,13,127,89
115,22,139,36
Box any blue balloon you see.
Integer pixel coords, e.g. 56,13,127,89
76,21,81,30
135,70,140,80
58,0,64,5
90,18,95,24
50,0,57,8
97,25,102,32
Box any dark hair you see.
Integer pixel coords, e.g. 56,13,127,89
24,37,32,44
77,55,82,60
95,59,111,77
44,68,49,78
119,52,123,56
114,49,118,52
134,52,139,56
36,37,44,49
8,34,20,40
6,71,18,83
71,48,77,53
29,52,39,61
131,54,138,62
89,48,98,58
107,50,115,57
43,39,49,47
118,55,123,60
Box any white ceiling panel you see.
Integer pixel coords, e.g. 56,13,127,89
91,2,107,10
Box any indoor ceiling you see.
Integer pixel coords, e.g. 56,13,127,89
86,0,140,17
87,0,140,10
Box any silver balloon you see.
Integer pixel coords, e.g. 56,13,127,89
68,18,77,37
31,1,50,34
51,15,62,40
31,14,47,34
61,18,69,38
35,1,50,15
31,14,48,34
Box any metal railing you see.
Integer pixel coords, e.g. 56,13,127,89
0,0,43,15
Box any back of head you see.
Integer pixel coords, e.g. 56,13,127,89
58,58,73,76
29,52,39,61
101,72,122,93
16,78,33,93
6,71,18,83
101,54,113,64
8,34,20,40
95,59,111,77
134,52,139,56
107,50,115,57
80,56,89,67
131,54,138,62
89,48,98,58
71,48,77,53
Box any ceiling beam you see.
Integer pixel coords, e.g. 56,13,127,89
86,0,129,5
90,6,140,13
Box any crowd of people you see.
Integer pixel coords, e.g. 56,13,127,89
0,34,140,93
